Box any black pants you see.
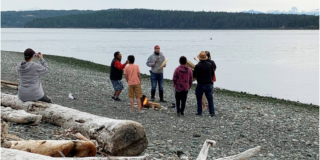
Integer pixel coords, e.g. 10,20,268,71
38,95,52,103
175,90,188,114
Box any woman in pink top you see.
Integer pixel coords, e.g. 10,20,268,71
172,56,193,116
124,55,143,112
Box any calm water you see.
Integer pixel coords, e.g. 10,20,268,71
1,28,319,105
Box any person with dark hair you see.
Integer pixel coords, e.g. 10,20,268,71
124,55,143,112
146,45,166,102
172,56,193,116
17,48,52,103
201,51,217,109
193,51,215,117
110,51,128,101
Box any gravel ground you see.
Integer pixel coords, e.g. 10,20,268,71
1,51,319,160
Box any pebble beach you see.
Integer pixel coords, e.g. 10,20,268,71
1,50,319,159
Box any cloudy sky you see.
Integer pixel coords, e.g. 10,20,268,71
1,0,319,12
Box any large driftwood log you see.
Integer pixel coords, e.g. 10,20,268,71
4,140,96,157
1,148,152,160
1,93,148,156
1,106,42,125
1,120,9,143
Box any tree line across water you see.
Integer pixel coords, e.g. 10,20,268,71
2,9,319,29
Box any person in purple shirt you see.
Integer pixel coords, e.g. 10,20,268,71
172,56,193,116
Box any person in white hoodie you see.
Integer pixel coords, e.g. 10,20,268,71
17,48,51,103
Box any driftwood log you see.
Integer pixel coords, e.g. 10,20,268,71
1,80,18,90
196,139,261,160
1,93,148,156
3,140,96,157
1,106,42,125
1,148,152,160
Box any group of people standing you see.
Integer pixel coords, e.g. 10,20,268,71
16,46,216,117
110,45,217,116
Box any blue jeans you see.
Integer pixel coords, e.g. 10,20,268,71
151,72,164,92
195,84,215,115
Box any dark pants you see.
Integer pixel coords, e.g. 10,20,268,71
195,84,214,115
175,90,188,114
38,95,52,103
151,72,164,92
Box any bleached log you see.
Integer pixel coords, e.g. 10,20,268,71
1,106,42,125
1,120,8,143
1,93,148,156
5,140,96,157
196,140,216,160
214,146,261,160
1,148,152,160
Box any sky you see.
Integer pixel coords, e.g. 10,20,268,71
1,0,319,12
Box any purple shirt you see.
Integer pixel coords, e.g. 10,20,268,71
173,65,193,91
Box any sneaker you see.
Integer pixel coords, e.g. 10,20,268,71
181,112,184,116
210,114,216,117
112,96,116,100
195,113,202,116
114,97,121,101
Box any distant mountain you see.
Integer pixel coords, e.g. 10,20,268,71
243,7,319,16
1,10,96,27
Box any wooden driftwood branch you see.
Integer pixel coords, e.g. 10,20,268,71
196,139,261,160
1,148,152,160
1,84,18,90
1,93,148,156
214,146,262,160
196,140,217,160
1,106,42,125
1,80,18,86
3,140,96,157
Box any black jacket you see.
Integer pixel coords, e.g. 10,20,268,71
206,59,216,77
110,58,123,80
193,60,213,85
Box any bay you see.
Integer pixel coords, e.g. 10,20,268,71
1,28,319,105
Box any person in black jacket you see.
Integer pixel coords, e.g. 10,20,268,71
193,51,215,117
110,51,128,101
201,51,217,109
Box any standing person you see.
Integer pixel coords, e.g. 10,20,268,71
201,51,217,109
17,48,52,103
193,51,215,117
110,51,128,101
124,55,143,112
172,56,193,116
146,45,166,102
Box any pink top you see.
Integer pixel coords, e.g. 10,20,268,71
124,64,141,85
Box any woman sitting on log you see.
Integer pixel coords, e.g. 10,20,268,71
16,48,52,103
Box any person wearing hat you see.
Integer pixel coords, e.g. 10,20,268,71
110,51,128,101
193,51,215,117
146,45,166,102
201,51,217,109
17,48,52,103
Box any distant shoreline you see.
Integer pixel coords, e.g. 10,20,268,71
2,27,319,30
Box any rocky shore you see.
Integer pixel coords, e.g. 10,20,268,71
1,50,319,159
